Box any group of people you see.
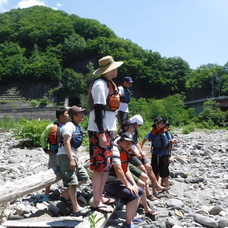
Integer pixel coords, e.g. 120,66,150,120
40,55,177,228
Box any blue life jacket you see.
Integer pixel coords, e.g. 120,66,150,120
71,123,83,148
151,131,171,155
120,87,131,103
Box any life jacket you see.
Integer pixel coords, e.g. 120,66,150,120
151,129,170,149
120,87,131,103
70,122,83,149
47,122,62,154
109,145,129,176
88,77,120,112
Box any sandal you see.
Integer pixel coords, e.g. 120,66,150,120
41,195,49,202
90,205,113,213
166,192,178,197
153,192,163,198
145,210,157,221
102,197,116,205
158,186,171,193
147,195,157,201
72,207,90,217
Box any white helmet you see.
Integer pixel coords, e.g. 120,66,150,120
130,115,143,125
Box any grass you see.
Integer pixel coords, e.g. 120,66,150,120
0,116,18,131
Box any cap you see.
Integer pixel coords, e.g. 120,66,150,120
123,76,133,83
122,120,137,127
130,115,143,125
68,106,85,117
120,132,135,143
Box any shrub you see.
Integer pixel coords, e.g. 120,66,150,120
13,118,51,148
182,124,195,134
29,99,39,108
39,96,49,107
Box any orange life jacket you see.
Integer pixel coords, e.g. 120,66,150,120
109,145,128,176
88,77,120,112
119,148,129,173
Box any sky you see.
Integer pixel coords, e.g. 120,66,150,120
0,0,228,69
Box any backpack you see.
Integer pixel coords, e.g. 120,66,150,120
88,77,120,112
70,122,83,148
47,123,62,153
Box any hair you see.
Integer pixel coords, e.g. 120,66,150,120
55,107,67,119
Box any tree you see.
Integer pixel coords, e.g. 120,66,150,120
62,34,87,66
198,100,228,127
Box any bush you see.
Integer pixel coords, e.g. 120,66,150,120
13,118,51,148
182,124,195,134
39,96,49,107
29,99,39,108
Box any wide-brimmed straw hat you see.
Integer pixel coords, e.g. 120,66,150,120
93,55,123,75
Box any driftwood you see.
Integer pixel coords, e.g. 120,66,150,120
0,155,90,205
1,154,118,228
0,167,61,204
3,201,120,228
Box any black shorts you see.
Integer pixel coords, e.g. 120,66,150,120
129,154,149,167
151,154,169,178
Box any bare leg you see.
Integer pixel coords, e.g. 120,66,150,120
44,185,50,195
137,180,153,213
138,172,151,197
68,185,81,213
125,197,141,224
144,163,165,194
162,177,169,192
91,171,108,207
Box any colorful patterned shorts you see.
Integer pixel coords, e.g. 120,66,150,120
88,131,113,172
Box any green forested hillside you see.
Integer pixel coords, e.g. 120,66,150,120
0,6,227,105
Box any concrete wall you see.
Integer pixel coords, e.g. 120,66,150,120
0,107,57,121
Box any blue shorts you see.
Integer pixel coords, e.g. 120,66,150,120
104,180,144,205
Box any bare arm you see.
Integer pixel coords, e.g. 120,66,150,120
113,164,138,194
140,138,148,148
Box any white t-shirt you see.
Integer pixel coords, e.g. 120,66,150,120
88,78,117,131
57,122,78,155
118,86,129,112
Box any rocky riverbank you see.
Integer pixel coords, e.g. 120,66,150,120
0,129,228,228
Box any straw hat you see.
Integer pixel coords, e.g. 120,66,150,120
93,56,123,75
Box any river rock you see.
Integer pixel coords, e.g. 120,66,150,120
0,129,228,228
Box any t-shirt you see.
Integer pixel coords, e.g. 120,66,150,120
57,122,78,155
88,78,117,131
118,86,129,112
106,144,122,182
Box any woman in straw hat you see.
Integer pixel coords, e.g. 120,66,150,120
88,56,124,213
